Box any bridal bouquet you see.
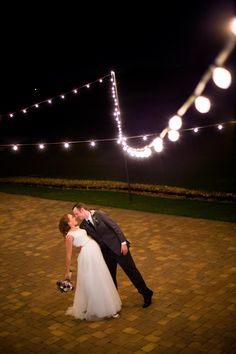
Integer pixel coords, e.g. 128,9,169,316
56,279,74,293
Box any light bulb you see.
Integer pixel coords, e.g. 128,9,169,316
168,130,180,142
213,67,231,89
230,17,236,35
195,96,211,113
168,115,182,130
153,137,164,152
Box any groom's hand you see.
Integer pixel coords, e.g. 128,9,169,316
121,243,128,255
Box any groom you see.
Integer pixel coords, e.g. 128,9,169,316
73,202,153,308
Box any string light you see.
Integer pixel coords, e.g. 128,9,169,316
108,16,235,158
168,130,180,142
194,96,211,113
1,120,235,151
212,67,232,89
152,137,164,153
0,18,235,159
0,75,109,119
168,115,182,130
230,17,236,36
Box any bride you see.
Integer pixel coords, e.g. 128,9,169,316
58,214,121,321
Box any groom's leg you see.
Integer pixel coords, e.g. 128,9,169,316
116,251,151,296
102,246,118,288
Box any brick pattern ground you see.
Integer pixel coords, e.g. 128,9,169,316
0,192,235,353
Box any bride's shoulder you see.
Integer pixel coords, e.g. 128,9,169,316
65,233,74,241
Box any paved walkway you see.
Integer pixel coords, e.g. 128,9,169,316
0,192,235,354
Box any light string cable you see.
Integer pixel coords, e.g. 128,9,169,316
2,121,236,151
1,19,236,154
5,74,110,118
110,18,236,158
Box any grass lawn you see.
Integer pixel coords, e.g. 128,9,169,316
0,183,235,223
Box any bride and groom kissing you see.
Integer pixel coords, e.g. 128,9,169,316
59,202,153,321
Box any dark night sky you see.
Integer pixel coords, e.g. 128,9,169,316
0,1,235,192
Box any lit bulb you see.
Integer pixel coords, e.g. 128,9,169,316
90,141,96,147
39,144,45,150
195,96,211,113
153,137,163,152
64,143,70,149
13,145,18,151
230,17,236,36
218,124,223,130
145,148,152,157
193,128,199,133
168,115,182,130
168,130,180,142
213,67,231,89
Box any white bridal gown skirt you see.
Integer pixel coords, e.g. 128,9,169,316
66,239,121,320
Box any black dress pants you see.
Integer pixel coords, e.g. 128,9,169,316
101,244,151,296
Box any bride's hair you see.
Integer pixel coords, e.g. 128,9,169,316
59,214,70,237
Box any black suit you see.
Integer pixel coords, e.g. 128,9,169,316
80,210,152,297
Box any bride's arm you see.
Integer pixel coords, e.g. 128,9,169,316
65,235,73,280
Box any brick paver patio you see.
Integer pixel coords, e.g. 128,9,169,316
0,192,235,353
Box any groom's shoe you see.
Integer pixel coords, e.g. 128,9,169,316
142,290,153,308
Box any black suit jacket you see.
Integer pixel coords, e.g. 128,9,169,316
80,210,130,256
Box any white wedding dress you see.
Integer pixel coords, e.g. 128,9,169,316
65,227,121,320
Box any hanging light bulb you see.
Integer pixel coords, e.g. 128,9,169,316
168,130,180,142
195,96,211,113
143,148,152,158
230,17,236,36
153,137,164,152
212,67,231,89
168,115,182,130
64,142,70,149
